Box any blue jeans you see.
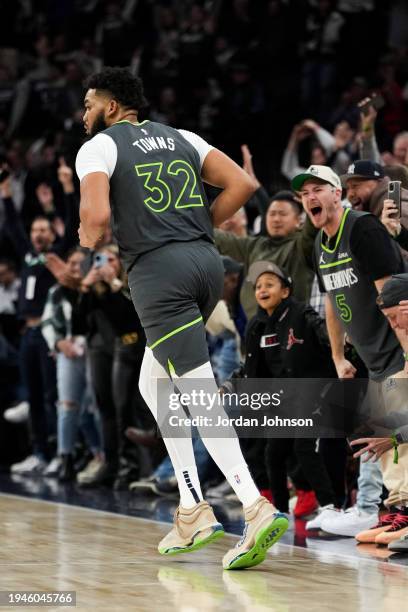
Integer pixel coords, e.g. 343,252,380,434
356,457,383,513
209,333,240,385
57,352,101,455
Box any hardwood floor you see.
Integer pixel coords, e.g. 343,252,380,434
1,494,407,611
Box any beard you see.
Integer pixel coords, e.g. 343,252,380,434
89,110,108,137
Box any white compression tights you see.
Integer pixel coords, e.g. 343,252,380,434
139,347,259,508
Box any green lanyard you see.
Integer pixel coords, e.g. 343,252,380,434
391,433,399,464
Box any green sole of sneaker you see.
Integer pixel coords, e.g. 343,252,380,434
224,515,289,570
159,524,225,556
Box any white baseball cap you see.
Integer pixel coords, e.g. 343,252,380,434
291,165,342,191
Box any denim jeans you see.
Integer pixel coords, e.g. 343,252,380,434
57,352,101,455
210,333,240,385
356,457,383,513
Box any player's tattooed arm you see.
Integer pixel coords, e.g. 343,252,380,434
79,172,111,248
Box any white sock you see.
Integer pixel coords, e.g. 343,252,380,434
139,348,203,508
225,464,262,508
176,361,261,508
175,464,203,509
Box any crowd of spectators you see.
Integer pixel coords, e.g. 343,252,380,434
1,0,408,552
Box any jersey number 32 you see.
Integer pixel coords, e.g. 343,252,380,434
135,161,204,213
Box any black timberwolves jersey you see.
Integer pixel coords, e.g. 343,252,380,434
315,208,404,380
103,120,214,270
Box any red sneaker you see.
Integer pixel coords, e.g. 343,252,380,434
294,490,318,518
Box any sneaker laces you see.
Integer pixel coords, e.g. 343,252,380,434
390,513,408,532
375,512,398,528
236,523,249,548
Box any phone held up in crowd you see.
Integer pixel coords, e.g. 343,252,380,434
388,180,402,219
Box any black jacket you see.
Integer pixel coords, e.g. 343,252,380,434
243,297,336,379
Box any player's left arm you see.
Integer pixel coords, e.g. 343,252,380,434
79,172,111,248
201,149,257,227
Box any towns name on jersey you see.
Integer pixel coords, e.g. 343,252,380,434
322,267,358,291
132,136,176,154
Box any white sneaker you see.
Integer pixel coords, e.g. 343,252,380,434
306,504,338,530
4,401,30,424
44,456,63,477
10,455,47,475
321,505,378,537
76,456,105,484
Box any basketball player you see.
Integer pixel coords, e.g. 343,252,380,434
75,67,288,570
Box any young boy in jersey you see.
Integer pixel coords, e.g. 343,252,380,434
75,67,288,570
233,261,338,522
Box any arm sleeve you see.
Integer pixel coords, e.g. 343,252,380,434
41,290,62,351
299,215,319,269
53,191,80,256
350,216,404,280
177,129,214,168
304,305,330,347
396,226,408,250
75,134,118,181
281,147,305,181
250,186,271,217
213,229,253,265
2,196,31,259
315,126,335,154
359,132,382,164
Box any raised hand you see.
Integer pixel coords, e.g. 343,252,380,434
57,156,74,194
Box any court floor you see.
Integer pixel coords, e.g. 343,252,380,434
0,483,407,612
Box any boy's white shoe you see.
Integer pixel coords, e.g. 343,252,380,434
305,504,338,530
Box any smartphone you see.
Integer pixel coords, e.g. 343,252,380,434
359,94,385,116
388,180,401,218
93,253,108,268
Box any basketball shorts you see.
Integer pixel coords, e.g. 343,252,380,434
128,240,224,376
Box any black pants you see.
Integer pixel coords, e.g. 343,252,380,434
20,327,57,459
89,341,153,475
265,437,336,513
319,438,348,508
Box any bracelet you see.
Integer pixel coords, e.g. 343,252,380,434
391,433,399,464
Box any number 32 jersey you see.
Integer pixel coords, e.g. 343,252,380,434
76,120,215,271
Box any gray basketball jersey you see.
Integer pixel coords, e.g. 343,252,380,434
104,120,214,270
315,208,404,380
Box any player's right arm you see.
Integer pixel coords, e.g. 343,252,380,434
201,149,257,227
325,294,356,379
